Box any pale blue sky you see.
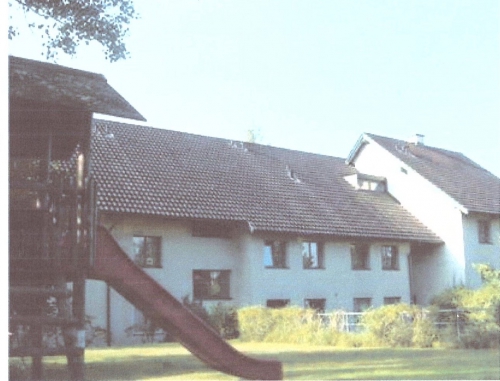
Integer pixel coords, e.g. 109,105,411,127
8,0,500,176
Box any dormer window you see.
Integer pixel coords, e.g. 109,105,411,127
344,173,386,192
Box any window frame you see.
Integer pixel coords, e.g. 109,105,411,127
192,270,231,300
263,240,288,269
478,220,492,244
133,235,162,268
351,244,370,270
381,245,399,271
302,241,324,269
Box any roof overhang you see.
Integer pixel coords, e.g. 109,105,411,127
9,56,146,122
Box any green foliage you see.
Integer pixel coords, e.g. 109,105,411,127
238,306,274,342
360,304,438,348
431,264,500,349
208,303,239,340
237,305,438,348
9,0,138,62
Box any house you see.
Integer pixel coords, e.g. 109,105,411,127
86,118,497,346
347,133,500,304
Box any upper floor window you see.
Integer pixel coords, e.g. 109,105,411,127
381,245,399,270
478,220,492,244
351,244,370,270
302,241,324,269
264,240,287,268
133,236,161,268
192,220,231,238
193,270,231,300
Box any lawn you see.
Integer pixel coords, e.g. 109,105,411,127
10,342,500,380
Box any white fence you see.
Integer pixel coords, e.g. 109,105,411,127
317,309,470,335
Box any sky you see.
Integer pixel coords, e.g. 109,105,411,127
6,0,500,177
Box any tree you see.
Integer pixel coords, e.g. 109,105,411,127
8,0,138,62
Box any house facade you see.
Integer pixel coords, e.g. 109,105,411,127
84,120,499,346
346,133,500,305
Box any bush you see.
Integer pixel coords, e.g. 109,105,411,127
430,264,500,349
361,304,438,348
208,303,239,339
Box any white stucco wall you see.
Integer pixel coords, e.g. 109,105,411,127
86,213,413,345
462,214,500,287
352,140,467,304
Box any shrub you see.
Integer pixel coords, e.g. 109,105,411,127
430,264,500,349
361,304,438,348
208,303,239,339
238,306,274,342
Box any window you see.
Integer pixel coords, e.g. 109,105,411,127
384,297,401,305
193,270,230,300
381,245,399,270
266,299,290,308
353,298,372,312
263,241,287,268
305,298,326,313
133,236,161,268
192,220,232,238
302,241,324,269
351,244,370,270
478,220,492,244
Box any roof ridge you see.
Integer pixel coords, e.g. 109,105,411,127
93,118,346,161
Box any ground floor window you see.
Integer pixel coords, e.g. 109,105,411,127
384,297,401,305
193,270,231,300
266,299,290,308
305,298,326,313
133,235,162,268
353,297,372,312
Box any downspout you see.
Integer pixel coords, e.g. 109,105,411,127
106,285,112,346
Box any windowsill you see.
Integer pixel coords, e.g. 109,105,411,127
139,266,162,269
265,266,290,270
479,242,493,245
303,267,326,270
352,268,371,271
382,268,400,271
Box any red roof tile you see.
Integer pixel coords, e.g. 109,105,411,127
91,120,441,243
366,134,500,215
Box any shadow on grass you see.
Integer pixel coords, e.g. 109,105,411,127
10,344,500,380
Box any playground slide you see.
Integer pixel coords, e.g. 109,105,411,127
90,226,283,380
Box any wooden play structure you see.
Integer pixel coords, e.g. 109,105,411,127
9,56,282,381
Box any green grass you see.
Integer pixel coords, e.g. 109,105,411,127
10,342,500,380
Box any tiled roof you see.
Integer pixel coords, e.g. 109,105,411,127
91,120,441,243
9,56,145,121
366,134,500,215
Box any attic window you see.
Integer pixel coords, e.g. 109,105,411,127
344,173,386,192
286,165,301,183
